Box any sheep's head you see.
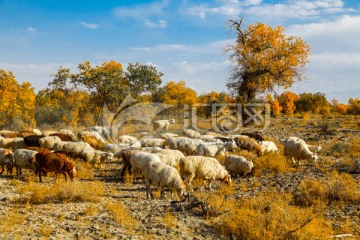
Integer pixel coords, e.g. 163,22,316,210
311,153,318,163
68,166,77,179
224,174,232,186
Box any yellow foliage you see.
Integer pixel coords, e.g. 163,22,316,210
157,80,197,108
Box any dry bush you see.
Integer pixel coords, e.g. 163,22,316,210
84,205,100,216
252,153,293,176
294,171,360,207
300,112,312,126
103,201,139,233
211,191,333,240
73,160,94,179
348,138,360,158
0,210,26,234
15,180,105,204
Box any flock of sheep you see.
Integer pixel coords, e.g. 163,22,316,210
0,118,321,199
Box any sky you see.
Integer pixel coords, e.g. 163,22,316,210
0,0,359,103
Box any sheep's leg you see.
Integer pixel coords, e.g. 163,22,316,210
38,170,42,183
63,172,67,181
145,179,153,199
159,187,165,199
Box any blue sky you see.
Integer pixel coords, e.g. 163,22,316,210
0,0,359,103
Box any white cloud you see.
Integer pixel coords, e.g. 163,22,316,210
288,15,360,53
184,0,350,20
114,0,168,20
26,27,37,33
145,19,167,28
80,21,99,29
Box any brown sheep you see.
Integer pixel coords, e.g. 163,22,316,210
18,130,37,138
1,131,18,138
80,135,105,150
235,136,262,156
0,148,13,174
24,135,44,147
33,151,77,182
26,147,52,152
50,133,75,141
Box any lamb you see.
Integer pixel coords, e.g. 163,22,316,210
0,148,13,174
280,137,318,165
179,156,231,191
33,151,76,182
196,140,237,157
259,141,279,154
224,155,254,177
183,129,201,139
129,151,161,181
140,137,166,148
142,160,186,199
38,136,62,149
152,119,175,131
13,149,38,176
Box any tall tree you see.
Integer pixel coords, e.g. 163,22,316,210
0,70,35,129
226,18,311,105
154,80,197,108
125,63,163,97
73,60,129,124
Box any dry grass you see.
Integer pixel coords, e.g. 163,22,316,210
0,210,27,234
15,180,105,204
210,191,334,240
294,171,360,207
103,201,139,233
252,152,293,176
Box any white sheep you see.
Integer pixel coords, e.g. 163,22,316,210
177,138,204,156
157,132,178,140
259,141,279,154
1,137,27,150
129,151,161,181
0,148,13,174
105,141,141,154
13,149,37,176
52,141,73,152
155,153,179,170
140,137,165,148
32,128,42,136
280,137,317,165
158,149,185,162
183,129,201,139
196,140,237,157
179,156,231,191
224,155,253,177
165,136,189,149
39,136,62,149
42,130,58,136
81,150,113,168
118,135,139,145
142,160,186,199
152,119,175,131
141,146,164,153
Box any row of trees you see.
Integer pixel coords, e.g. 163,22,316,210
0,63,359,130
1,18,358,129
